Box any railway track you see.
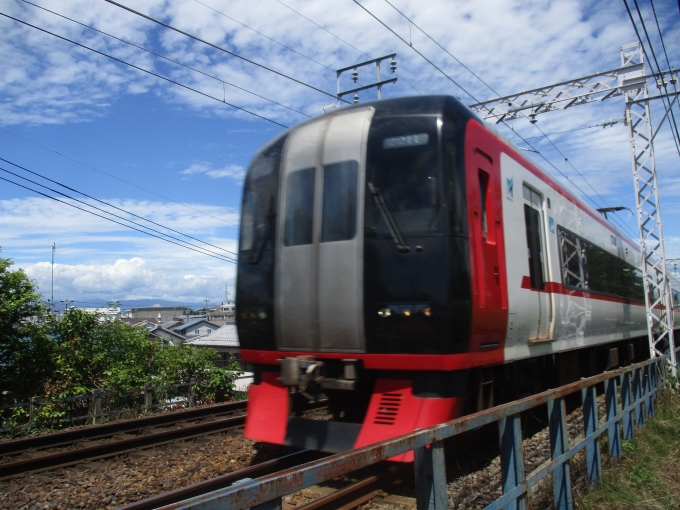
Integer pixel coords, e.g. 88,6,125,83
118,450,328,510
0,400,247,458
0,399,330,481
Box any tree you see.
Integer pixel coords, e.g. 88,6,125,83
0,254,54,404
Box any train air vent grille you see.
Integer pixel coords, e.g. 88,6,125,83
374,392,402,425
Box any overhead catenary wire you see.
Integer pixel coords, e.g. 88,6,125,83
0,173,237,264
632,0,680,150
0,126,239,228
381,0,502,98
648,0,680,149
0,165,238,264
355,0,637,239
272,0,422,95
509,121,624,141
352,0,480,103
0,13,289,129
623,0,680,157
0,165,237,264
0,156,237,257
103,0,350,104
19,0,309,119
193,0,332,74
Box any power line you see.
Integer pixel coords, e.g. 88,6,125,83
531,125,607,208
104,0,349,104
272,0,422,95
623,0,680,157
194,0,333,73
0,156,237,256
19,0,310,119
352,0,479,102
0,13,289,129
381,0,501,97
354,1,636,238
0,173,237,264
0,166,237,263
633,0,680,152
0,126,239,228
649,0,675,72
648,0,680,152
509,121,623,141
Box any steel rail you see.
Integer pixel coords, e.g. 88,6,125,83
0,400,247,457
118,450,327,510
0,414,246,479
161,358,664,510
295,464,406,510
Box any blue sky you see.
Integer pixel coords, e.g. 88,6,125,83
0,0,678,308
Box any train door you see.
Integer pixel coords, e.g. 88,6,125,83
275,108,374,352
522,184,552,340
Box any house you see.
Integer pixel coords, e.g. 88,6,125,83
74,306,121,322
207,302,236,326
149,326,186,346
129,306,190,322
184,323,240,367
171,318,219,339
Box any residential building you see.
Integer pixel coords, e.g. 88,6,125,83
184,323,240,366
207,302,236,326
75,306,121,322
171,318,219,339
129,306,189,322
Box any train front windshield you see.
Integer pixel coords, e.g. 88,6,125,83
365,116,442,239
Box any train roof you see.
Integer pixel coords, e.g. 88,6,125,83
250,95,645,259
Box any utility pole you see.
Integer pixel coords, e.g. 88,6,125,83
468,42,678,375
51,242,56,308
204,298,209,318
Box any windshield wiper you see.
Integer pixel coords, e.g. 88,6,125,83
247,196,274,265
367,182,410,253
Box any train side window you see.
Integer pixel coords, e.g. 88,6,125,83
283,167,315,246
240,189,256,251
478,169,489,237
321,160,358,242
524,204,545,290
558,225,645,301
558,228,586,288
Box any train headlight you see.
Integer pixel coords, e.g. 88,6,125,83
377,304,432,318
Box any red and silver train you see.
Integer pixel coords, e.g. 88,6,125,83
235,95,679,461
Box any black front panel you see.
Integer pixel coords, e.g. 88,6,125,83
362,97,473,354
236,135,287,351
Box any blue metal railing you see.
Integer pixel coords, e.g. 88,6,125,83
166,351,678,510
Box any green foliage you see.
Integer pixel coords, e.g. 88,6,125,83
621,439,635,454
0,249,243,431
574,390,680,510
0,254,54,404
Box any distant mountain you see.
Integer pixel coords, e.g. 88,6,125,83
121,299,209,309
43,297,217,312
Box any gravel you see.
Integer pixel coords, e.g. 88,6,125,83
0,431,295,509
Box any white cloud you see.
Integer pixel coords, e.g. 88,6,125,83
0,196,238,302
181,161,245,180
2,0,680,275
24,257,233,303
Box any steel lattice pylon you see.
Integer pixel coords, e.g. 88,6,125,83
468,42,678,374
621,42,677,376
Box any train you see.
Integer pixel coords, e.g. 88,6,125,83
235,95,679,462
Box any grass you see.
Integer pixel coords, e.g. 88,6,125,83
573,386,680,510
